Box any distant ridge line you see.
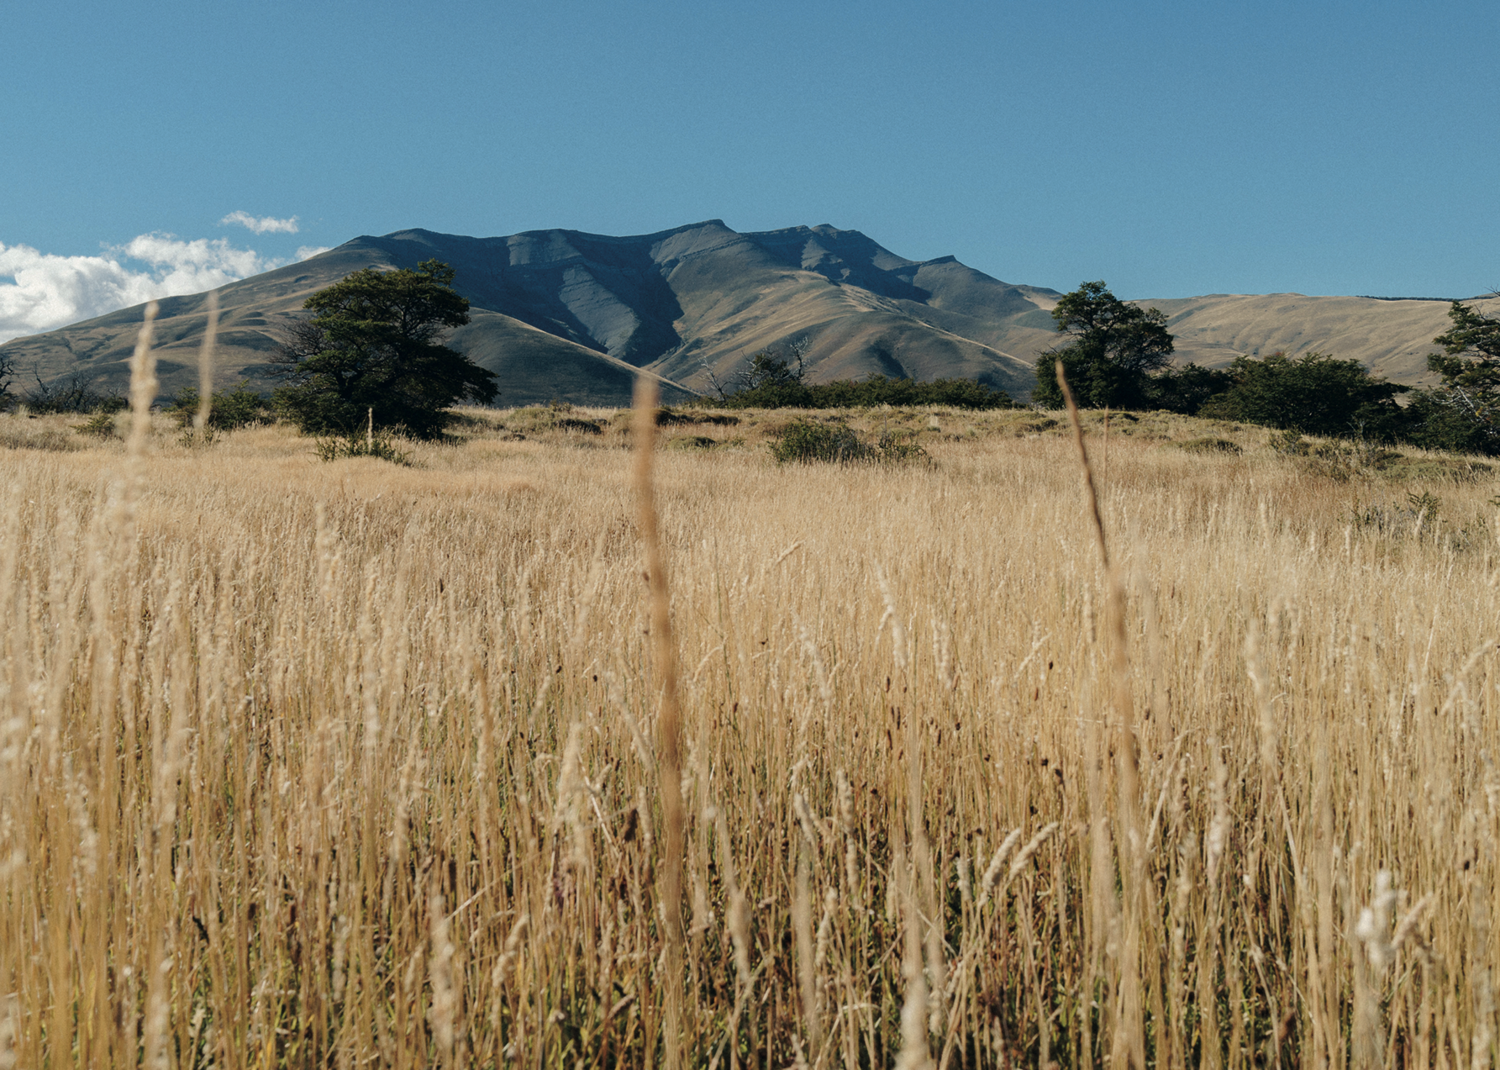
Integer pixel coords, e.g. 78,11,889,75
6,220,1497,405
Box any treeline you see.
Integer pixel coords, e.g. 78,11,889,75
1032,281,1500,455
1141,351,1495,455
1139,352,1408,437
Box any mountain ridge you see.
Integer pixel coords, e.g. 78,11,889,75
3,221,1494,407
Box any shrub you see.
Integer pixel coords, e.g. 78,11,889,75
873,429,929,464
1271,429,1309,454
556,417,603,435
1400,388,1497,456
74,412,122,439
704,345,1015,411
771,421,867,463
166,382,274,431
1173,436,1241,454
315,433,411,465
769,420,929,465
655,408,739,426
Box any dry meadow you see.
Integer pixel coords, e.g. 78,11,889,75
2,394,1499,1068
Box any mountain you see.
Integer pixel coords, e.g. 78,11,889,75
3,221,1495,406
0,221,1050,406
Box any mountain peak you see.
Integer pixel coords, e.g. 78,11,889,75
11,219,1469,409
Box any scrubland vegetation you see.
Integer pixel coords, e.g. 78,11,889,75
4,391,1500,1068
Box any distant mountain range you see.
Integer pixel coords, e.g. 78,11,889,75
3,220,1494,406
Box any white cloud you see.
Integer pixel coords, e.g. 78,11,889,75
0,233,288,344
295,245,331,262
120,233,280,285
220,210,300,234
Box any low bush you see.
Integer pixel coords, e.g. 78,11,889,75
656,408,739,427
74,412,122,439
556,417,602,435
315,434,411,465
872,429,929,463
1271,428,1309,454
770,420,929,465
770,421,866,463
1173,436,1241,454
166,382,274,431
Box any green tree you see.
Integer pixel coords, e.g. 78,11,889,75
1198,351,1408,439
739,349,807,390
1407,296,1500,454
271,259,497,439
705,347,811,407
1032,281,1175,409
1145,362,1234,414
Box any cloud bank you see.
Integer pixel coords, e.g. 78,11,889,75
0,233,323,344
220,210,300,234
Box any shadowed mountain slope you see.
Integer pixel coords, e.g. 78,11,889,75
0,222,1048,405
5,221,1494,406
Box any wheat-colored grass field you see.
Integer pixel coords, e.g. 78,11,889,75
2,389,1499,1068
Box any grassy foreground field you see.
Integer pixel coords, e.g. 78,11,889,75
2,397,1500,1068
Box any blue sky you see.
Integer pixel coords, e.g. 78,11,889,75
2,0,1496,342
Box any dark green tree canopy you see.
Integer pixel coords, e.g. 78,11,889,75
1031,281,1175,409
1199,351,1408,439
272,259,497,439
1433,297,1500,363
1413,296,1500,452
1146,362,1234,415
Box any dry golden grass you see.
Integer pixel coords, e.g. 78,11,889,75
2,390,1500,1068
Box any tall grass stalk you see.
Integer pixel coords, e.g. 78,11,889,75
633,376,687,1069
193,291,218,439
1058,362,1145,1069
